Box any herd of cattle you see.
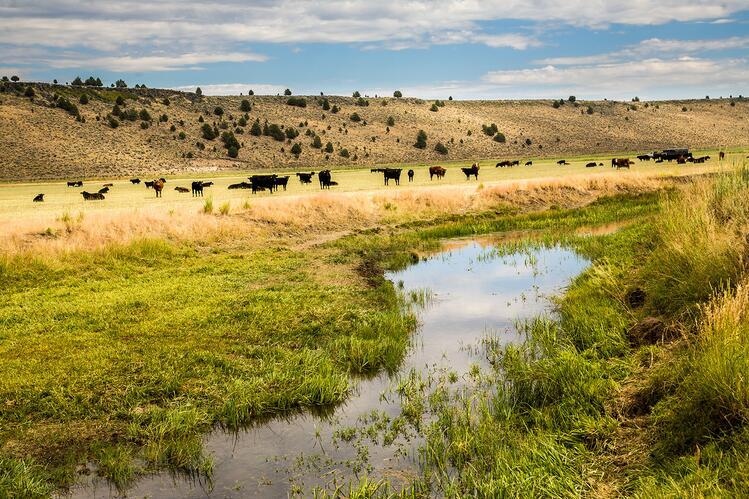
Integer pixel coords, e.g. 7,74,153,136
30,149,732,203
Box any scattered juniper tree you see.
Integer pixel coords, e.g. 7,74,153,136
414,129,427,149
284,88,292,96
240,99,251,112
393,90,402,98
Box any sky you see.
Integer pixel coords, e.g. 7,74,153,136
1,1,748,100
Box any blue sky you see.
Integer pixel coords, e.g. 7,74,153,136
1,1,748,100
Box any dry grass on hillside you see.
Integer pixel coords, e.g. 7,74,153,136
0,172,671,259
1,82,747,180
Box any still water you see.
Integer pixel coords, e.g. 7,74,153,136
73,239,589,498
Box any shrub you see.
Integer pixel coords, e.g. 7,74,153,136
24,86,34,98
414,129,427,149
227,146,238,158
221,131,240,152
139,109,152,121
525,138,532,145
196,142,205,150
494,132,506,143
107,116,119,128
339,148,350,158
286,96,307,107
331,105,340,114
267,124,285,141
201,123,217,140
482,123,498,136
322,98,330,110
140,121,150,130
284,88,292,96
186,151,193,159
178,131,186,139
214,106,224,116
285,127,299,139
552,100,561,109
71,76,84,86
350,112,362,122
57,97,80,117
111,104,122,117
115,95,125,106
162,97,170,106
430,103,439,112
79,94,89,105
248,89,254,95
586,105,594,115
355,97,369,107
434,141,448,154
682,106,688,112
250,119,262,136
195,87,202,96
290,142,302,157
170,124,177,132
387,116,395,126
312,136,322,148
393,90,402,98
123,109,138,121
115,79,127,88
159,113,168,123
238,116,247,127
352,91,361,98
10,75,19,82
325,141,334,153
568,95,576,102
240,99,251,112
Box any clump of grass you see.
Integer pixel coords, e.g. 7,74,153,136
218,201,230,216
202,197,214,214
0,457,52,498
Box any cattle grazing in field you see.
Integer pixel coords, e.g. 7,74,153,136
408,169,414,182
637,155,652,161
98,187,109,194
371,168,402,186
130,178,141,184
201,181,214,188
296,172,316,184
174,186,190,193
144,180,155,189
586,162,597,168
249,174,278,194
102,183,113,187
81,191,105,200
318,170,336,189
525,161,533,166
719,151,725,161
557,160,569,165
495,160,513,168
274,176,290,191
153,179,165,198
611,158,632,169
429,166,446,180
692,156,710,164
228,182,253,190
67,181,83,187
676,156,688,164
191,181,204,197
461,163,480,180
33,193,44,202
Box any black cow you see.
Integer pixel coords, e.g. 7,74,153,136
81,191,105,200
274,176,290,191
228,182,253,190
130,178,141,184
33,193,44,202
557,160,569,165
67,181,83,187
144,181,155,189
461,163,480,180
371,168,402,186
98,187,109,194
496,160,512,168
407,169,414,182
585,162,597,168
319,170,336,189
191,181,204,197
249,175,278,194
296,172,316,184
525,161,533,166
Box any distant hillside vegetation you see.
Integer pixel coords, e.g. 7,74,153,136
0,82,747,180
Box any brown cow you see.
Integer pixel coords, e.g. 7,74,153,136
611,158,631,169
719,151,725,161
429,166,446,180
153,179,165,197
174,186,190,193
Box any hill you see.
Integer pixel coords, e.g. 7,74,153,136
0,82,747,181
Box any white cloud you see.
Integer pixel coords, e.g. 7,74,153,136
45,52,268,72
171,83,288,96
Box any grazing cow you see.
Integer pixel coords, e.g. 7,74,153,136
318,170,335,189
153,179,165,198
692,156,710,164
296,172,316,184
525,161,533,166
144,180,155,189
371,168,402,186
102,183,113,187
676,156,688,164
228,182,253,190
130,178,141,184
586,162,597,168
408,169,414,182
557,160,569,165
67,181,83,187
637,155,652,161
496,160,513,168
461,163,480,180
174,186,190,193
201,181,214,188
611,158,631,169
81,191,105,201
429,166,446,180
511,160,520,166
249,174,278,194
598,163,604,167
33,193,44,202
719,151,726,161
98,187,109,194
274,176,290,191
191,181,204,197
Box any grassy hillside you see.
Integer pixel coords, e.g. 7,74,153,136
0,81,747,181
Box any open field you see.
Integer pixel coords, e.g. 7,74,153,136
1,81,748,180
